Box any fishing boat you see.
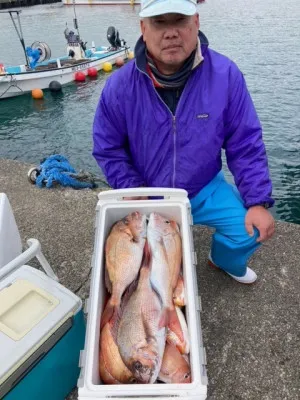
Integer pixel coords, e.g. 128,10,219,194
0,10,130,99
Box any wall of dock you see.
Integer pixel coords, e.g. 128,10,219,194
0,0,60,10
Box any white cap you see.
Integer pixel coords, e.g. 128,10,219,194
139,0,197,18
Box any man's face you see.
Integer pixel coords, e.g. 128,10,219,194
140,13,199,73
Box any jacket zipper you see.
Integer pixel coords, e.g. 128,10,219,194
135,63,197,188
172,115,176,187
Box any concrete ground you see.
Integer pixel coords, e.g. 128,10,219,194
1,159,299,400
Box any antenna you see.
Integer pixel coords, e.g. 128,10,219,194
72,0,81,39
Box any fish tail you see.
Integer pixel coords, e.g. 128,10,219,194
173,297,185,307
100,299,119,330
167,308,185,342
138,240,152,283
143,239,151,266
166,335,187,355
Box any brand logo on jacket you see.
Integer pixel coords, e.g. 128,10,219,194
197,113,209,119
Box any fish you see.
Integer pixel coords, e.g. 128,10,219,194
158,343,191,384
166,306,190,355
99,321,135,384
117,243,166,384
99,350,122,385
173,273,185,307
100,211,147,329
147,212,183,340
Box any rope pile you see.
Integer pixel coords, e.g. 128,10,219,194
28,154,110,189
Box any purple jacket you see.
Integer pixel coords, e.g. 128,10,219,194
93,34,274,208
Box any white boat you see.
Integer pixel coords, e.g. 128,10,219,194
0,10,130,99
0,47,129,99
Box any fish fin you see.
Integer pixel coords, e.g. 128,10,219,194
144,240,151,260
122,279,138,308
110,281,137,339
105,266,112,293
100,300,119,330
110,306,123,341
173,297,185,308
158,307,169,330
142,312,156,344
137,240,152,286
170,220,180,233
161,242,170,268
168,308,185,342
166,334,187,355
173,274,185,307
141,239,151,269
123,227,134,240
150,281,163,305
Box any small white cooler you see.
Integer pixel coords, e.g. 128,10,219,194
0,193,86,400
78,188,208,400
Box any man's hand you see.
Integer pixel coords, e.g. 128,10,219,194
245,206,275,243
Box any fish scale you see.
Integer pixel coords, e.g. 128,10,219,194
117,248,166,384
147,212,184,340
100,212,147,329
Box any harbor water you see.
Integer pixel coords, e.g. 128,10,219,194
0,0,299,223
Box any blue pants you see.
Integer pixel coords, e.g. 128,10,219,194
190,172,260,277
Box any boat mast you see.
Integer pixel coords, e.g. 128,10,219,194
0,10,29,67
72,0,81,40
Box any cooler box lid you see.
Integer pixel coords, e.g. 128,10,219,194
0,266,81,386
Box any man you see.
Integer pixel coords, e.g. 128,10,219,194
93,0,275,284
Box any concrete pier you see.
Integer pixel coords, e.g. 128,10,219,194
0,158,299,400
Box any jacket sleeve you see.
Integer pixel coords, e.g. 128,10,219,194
223,64,274,208
92,78,145,189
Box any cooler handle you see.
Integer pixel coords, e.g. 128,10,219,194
0,238,59,281
97,187,189,203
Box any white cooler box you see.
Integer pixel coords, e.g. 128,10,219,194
78,188,208,400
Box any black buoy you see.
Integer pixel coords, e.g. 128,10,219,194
49,80,62,92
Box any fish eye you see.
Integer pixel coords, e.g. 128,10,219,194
134,361,143,371
165,220,170,224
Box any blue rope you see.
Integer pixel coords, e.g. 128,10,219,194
35,155,96,189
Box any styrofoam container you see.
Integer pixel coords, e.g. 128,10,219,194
78,188,208,400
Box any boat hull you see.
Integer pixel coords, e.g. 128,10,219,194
0,48,128,99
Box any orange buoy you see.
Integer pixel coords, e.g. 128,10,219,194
115,57,124,68
88,67,98,78
75,71,86,82
32,88,44,99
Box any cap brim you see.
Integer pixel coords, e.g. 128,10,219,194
139,0,196,18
